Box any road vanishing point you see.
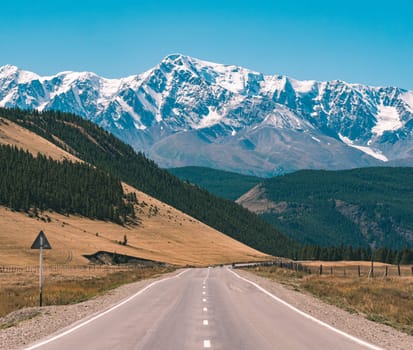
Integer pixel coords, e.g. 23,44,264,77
25,268,383,350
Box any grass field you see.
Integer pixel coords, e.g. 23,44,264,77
0,181,268,267
245,265,413,335
0,266,174,321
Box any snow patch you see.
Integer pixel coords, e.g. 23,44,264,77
116,96,146,129
339,133,388,162
196,107,223,129
290,78,315,93
372,104,402,136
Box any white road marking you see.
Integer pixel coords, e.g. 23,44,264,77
203,307,208,312
203,286,206,289
202,291,206,295
203,298,207,302
203,319,209,325
203,339,211,348
228,268,384,350
202,267,210,285
23,270,190,350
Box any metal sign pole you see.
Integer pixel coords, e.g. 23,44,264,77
39,235,43,307
31,230,51,307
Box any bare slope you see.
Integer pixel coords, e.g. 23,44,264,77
0,118,268,266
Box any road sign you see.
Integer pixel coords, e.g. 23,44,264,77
31,230,52,306
31,230,52,249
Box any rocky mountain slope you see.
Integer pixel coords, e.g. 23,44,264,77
1,55,413,176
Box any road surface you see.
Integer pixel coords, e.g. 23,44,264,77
25,268,383,350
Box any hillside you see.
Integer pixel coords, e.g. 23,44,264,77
0,108,294,259
237,168,413,250
0,117,269,266
167,166,262,201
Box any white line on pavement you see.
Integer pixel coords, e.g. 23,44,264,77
203,339,211,348
203,307,208,312
24,269,189,350
203,320,209,325
228,268,384,350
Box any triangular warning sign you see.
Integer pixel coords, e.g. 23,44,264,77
31,230,52,249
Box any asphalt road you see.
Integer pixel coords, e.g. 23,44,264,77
25,268,383,350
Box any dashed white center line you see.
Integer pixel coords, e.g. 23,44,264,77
203,307,207,312
202,291,206,295
203,339,211,348
203,286,206,289
203,320,209,326
202,298,207,302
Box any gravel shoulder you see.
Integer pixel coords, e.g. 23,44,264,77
236,269,413,350
1,268,412,350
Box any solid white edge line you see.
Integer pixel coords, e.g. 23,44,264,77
227,268,384,350
24,269,189,350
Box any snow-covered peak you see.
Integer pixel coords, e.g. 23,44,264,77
0,64,40,84
1,56,413,174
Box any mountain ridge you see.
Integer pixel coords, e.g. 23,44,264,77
1,54,413,176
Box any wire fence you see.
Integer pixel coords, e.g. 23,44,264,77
0,264,151,273
234,260,413,278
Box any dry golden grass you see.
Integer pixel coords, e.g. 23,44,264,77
0,191,268,267
245,265,413,335
0,266,174,320
0,117,81,162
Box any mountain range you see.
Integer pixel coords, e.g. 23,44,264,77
1,54,413,176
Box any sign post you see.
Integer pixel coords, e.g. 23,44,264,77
31,230,51,307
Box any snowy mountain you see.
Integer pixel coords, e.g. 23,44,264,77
1,54,413,176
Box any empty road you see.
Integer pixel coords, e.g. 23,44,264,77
25,268,383,350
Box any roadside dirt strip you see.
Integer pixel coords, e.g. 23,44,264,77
0,268,412,350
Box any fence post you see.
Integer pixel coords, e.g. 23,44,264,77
384,265,388,278
319,265,323,275
358,265,361,277
330,266,333,275
398,264,401,276
411,266,413,276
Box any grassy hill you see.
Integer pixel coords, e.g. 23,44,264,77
0,108,296,257
237,168,413,250
168,166,263,201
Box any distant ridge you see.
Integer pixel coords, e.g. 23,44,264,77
237,167,413,250
168,166,262,201
1,55,413,176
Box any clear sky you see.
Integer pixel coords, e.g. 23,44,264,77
1,0,412,89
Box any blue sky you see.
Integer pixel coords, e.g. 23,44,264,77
1,0,412,89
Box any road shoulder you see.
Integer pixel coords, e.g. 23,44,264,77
234,269,413,350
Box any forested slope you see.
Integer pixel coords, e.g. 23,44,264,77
0,144,135,223
168,166,262,201
239,168,413,250
0,108,296,257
